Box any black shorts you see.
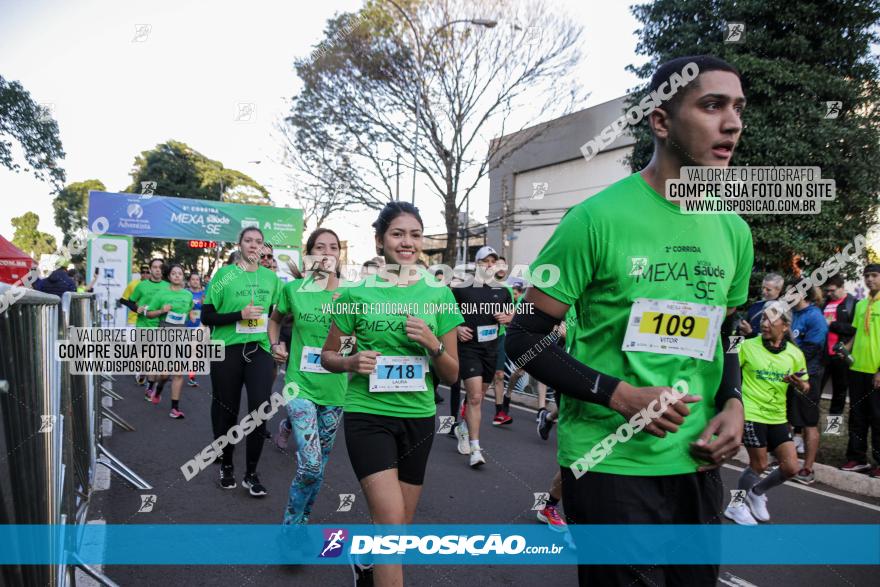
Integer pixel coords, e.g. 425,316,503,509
560,468,722,586
344,412,435,485
458,342,497,383
743,420,792,451
786,370,822,427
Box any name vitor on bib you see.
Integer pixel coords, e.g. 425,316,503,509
300,346,330,374
369,356,428,392
236,313,269,334
622,298,724,361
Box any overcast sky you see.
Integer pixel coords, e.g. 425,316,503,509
0,0,645,262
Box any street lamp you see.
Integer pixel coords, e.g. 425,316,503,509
385,0,497,205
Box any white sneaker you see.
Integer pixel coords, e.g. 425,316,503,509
746,489,770,522
469,449,486,468
793,435,804,455
455,422,471,455
724,503,758,526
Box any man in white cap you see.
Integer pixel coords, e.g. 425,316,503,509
449,245,513,468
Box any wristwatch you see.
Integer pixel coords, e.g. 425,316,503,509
428,341,445,358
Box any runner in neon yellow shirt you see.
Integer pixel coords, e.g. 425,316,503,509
724,301,808,525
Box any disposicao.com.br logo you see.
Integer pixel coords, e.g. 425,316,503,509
345,533,561,556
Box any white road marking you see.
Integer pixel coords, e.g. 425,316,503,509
722,463,880,512
719,571,760,587
468,391,880,512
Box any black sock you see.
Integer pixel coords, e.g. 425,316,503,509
156,381,166,394
495,404,502,416
171,399,179,410
502,395,511,412
147,381,156,391
547,495,559,507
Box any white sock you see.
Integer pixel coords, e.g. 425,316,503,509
470,440,481,451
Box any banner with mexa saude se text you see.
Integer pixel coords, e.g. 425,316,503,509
87,191,303,246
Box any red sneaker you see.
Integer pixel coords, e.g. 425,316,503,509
492,410,513,426
151,391,161,405
840,461,871,473
537,504,568,531
169,408,185,419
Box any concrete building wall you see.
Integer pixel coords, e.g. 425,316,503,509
487,96,637,268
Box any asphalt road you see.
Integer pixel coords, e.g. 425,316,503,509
88,374,880,586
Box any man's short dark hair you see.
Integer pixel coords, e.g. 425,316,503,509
825,275,845,288
648,55,741,115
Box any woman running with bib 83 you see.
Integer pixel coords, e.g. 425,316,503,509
201,227,282,497
321,202,463,587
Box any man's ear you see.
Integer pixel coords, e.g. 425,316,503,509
648,107,672,142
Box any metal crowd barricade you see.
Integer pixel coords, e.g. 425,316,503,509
0,286,150,587
0,284,64,587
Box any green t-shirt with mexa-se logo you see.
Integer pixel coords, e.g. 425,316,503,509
275,275,347,407
331,271,464,418
204,264,281,353
529,172,754,476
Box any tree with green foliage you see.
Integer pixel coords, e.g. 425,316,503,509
627,0,880,290
0,75,65,188
52,179,106,263
125,140,270,268
11,212,56,258
285,0,585,263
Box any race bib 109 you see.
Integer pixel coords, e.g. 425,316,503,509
622,298,724,361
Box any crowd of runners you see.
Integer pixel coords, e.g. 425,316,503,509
105,54,880,587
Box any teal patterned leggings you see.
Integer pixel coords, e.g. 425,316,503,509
282,398,343,525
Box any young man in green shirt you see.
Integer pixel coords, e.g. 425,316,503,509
840,264,880,476
507,55,752,586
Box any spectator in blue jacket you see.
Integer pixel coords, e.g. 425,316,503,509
789,285,829,485
35,265,76,297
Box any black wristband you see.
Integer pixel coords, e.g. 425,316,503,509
505,306,620,408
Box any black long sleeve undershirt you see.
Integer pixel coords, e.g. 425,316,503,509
200,303,242,326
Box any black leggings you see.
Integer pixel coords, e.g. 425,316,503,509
210,343,275,473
